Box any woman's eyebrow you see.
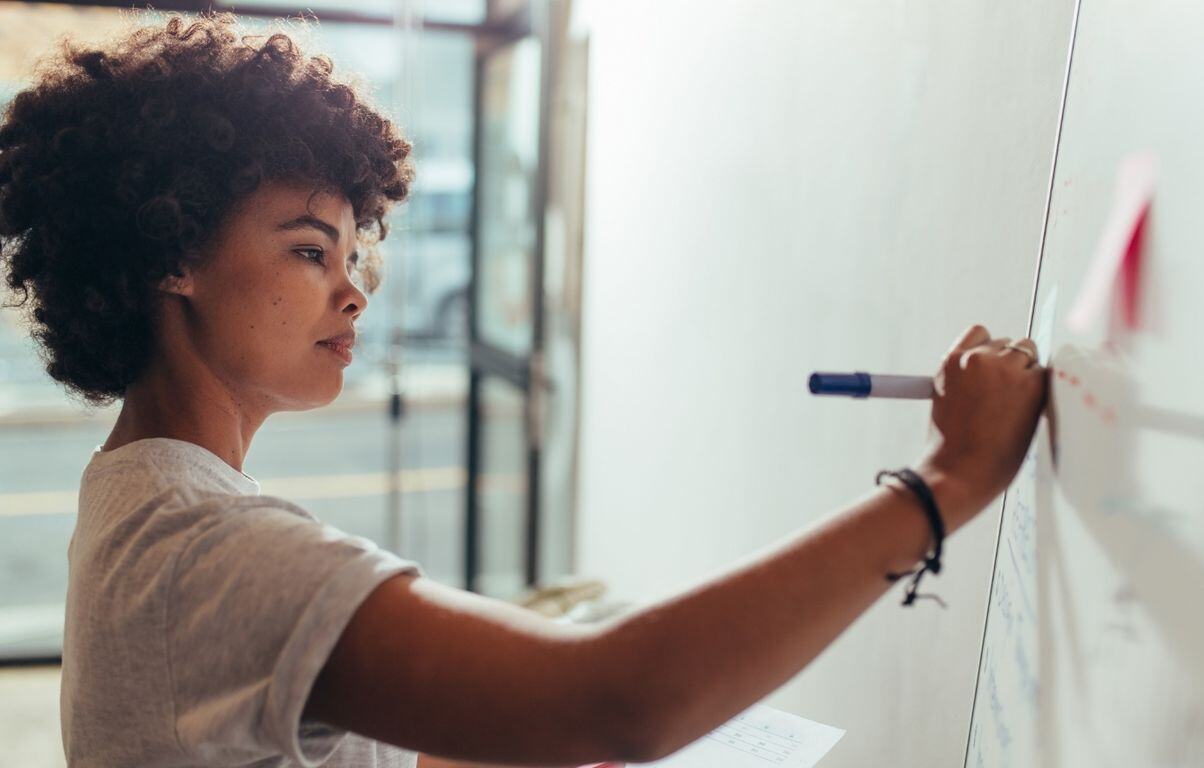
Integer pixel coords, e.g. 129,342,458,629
276,214,341,243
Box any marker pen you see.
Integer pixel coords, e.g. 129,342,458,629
808,372,933,399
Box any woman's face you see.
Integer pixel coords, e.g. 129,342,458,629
170,179,369,411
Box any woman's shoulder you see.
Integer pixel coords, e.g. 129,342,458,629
84,436,260,501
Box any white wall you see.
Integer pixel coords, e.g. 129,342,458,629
575,2,1075,766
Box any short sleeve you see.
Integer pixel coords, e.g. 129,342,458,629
165,497,423,766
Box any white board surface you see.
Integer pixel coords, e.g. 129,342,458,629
968,2,1204,766
579,2,1074,766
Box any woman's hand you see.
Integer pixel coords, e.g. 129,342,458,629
916,324,1048,511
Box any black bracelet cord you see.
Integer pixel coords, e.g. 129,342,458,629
876,467,947,608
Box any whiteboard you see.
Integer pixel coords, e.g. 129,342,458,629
968,2,1204,766
580,2,1075,766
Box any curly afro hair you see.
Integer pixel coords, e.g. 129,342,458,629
0,12,414,405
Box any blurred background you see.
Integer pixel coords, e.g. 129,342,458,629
0,0,588,763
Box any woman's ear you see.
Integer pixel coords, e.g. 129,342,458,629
157,268,194,297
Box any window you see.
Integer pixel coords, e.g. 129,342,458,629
0,2,476,660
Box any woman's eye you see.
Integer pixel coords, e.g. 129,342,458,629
295,248,325,265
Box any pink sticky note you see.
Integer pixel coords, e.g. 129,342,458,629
1118,203,1149,330
1067,151,1157,334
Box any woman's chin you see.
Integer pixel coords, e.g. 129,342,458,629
277,373,343,411
311,377,343,408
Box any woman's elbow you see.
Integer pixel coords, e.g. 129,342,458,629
580,635,679,763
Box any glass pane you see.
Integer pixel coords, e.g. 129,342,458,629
0,2,133,659
0,421,111,657
421,0,488,24
230,0,487,25
475,37,542,357
0,4,474,658
394,31,475,353
475,376,528,599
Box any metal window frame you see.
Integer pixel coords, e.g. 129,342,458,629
0,0,525,38
463,0,549,594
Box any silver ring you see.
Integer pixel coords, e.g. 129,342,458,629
1003,343,1038,363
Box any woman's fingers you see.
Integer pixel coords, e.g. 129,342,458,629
948,324,992,355
958,336,1012,368
999,337,1040,367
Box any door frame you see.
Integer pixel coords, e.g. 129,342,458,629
464,0,552,594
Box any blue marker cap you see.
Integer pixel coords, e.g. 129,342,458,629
808,372,871,398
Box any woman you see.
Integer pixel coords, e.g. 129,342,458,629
0,13,1047,768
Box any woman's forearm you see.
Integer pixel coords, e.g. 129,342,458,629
588,464,994,761
418,755,605,768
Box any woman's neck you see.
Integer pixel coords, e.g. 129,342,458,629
101,358,267,474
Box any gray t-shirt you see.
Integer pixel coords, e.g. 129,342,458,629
61,437,423,767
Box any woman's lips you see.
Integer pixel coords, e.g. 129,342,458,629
317,339,353,365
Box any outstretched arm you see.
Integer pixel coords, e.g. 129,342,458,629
303,325,1046,765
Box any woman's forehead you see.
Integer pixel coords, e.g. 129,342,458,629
232,180,354,227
